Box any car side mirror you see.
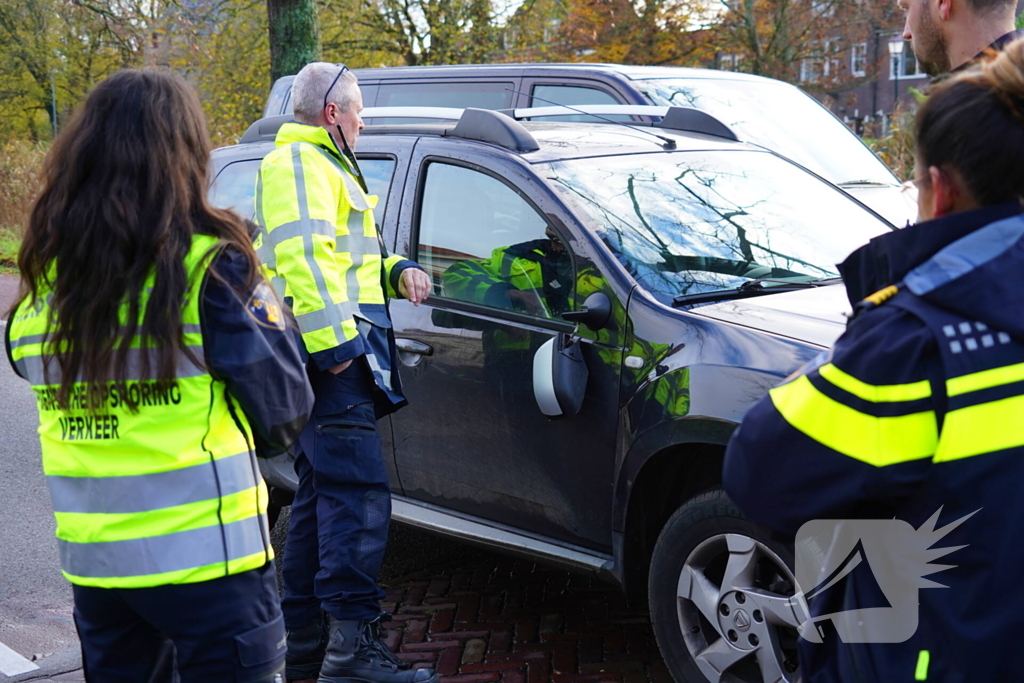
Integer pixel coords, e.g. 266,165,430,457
561,292,612,331
533,332,589,419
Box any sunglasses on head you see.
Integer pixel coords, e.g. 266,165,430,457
323,64,350,111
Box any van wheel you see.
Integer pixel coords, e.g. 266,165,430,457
648,489,802,683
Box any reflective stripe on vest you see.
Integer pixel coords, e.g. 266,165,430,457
7,234,271,588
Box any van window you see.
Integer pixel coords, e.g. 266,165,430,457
371,82,515,123
531,84,629,122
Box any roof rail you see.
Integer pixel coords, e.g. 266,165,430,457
238,108,467,144
504,105,738,141
449,108,540,152
236,104,728,150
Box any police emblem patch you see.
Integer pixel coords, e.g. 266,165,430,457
246,282,285,330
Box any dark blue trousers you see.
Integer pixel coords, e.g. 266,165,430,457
72,562,285,682
281,360,390,627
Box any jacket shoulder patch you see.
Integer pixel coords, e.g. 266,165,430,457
246,283,285,330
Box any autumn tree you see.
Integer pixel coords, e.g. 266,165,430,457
557,0,716,64
318,0,504,66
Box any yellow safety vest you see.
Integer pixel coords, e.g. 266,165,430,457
255,122,405,356
6,234,272,588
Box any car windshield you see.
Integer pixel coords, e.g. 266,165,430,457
541,150,892,305
632,78,897,187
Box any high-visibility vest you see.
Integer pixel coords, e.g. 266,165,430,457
254,122,406,357
6,234,272,588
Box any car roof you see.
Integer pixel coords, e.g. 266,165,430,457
272,63,781,86
211,120,760,169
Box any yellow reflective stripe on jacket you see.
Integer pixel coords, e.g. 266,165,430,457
946,361,1024,396
770,375,937,466
934,394,1024,462
819,363,932,402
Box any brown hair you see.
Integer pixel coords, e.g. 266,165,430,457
13,69,260,411
916,38,1024,206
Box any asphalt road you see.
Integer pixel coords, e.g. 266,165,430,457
0,320,81,680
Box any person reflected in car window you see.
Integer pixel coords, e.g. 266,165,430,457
441,228,574,319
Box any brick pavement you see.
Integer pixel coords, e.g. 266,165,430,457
379,556,670,683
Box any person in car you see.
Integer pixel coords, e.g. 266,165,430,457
898,0,1023,77
254,62,436,683
5,70,312,681
723,41,1024,681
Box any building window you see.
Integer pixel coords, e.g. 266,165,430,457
851,42,867,77
891,41,926,78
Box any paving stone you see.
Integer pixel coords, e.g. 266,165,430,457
380,552,666,682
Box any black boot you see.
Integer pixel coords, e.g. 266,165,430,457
318,616,439,683
286,613,329,682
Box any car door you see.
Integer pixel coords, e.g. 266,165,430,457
387,140,626,550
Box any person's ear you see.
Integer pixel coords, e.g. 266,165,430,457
323,103,337,125
929,165,958,217
937,0,952,22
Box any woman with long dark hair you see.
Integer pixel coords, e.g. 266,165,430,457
723,40,1024,682
5,70,311,681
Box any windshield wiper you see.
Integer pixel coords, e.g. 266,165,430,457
838,179,892,187
672,277,841,307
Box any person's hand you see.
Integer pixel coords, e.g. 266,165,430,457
399,268,432,305
508,289,546,316
329,360,353,374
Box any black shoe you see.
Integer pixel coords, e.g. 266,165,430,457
286,613,329,681
318,616,439,683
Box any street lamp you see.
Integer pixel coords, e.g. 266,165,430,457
888,35,905,114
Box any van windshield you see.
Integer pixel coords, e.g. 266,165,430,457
632,78,897,187
541,149,892,305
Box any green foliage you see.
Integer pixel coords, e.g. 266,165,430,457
867,109,916,182
0,139,45,275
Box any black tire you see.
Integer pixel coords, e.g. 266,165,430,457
648,489,800,683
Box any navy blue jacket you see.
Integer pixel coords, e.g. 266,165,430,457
724,203,1024,682
201,247,312,458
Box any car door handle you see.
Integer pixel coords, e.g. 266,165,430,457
395,339,433,356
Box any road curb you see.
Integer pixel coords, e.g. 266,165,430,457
3,644,81,683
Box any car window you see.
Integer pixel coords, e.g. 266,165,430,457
208,157,397,223
632,78,898,186
358,158,397,207
209,160,263,219
371,82,515,124
542,150,892,305
531,84,629,122
417,162,573,320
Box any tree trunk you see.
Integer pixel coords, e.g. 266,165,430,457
266,0,322,83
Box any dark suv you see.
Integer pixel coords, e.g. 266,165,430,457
210,107,892,683
263,63,916,227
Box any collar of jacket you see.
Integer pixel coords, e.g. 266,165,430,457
934,29,1024,81
275,121,354,174
839,201,1023,304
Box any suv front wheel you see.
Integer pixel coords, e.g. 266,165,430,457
649,489,802,683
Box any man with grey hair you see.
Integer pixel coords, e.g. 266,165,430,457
255,62,436,683
897,0,1024,76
